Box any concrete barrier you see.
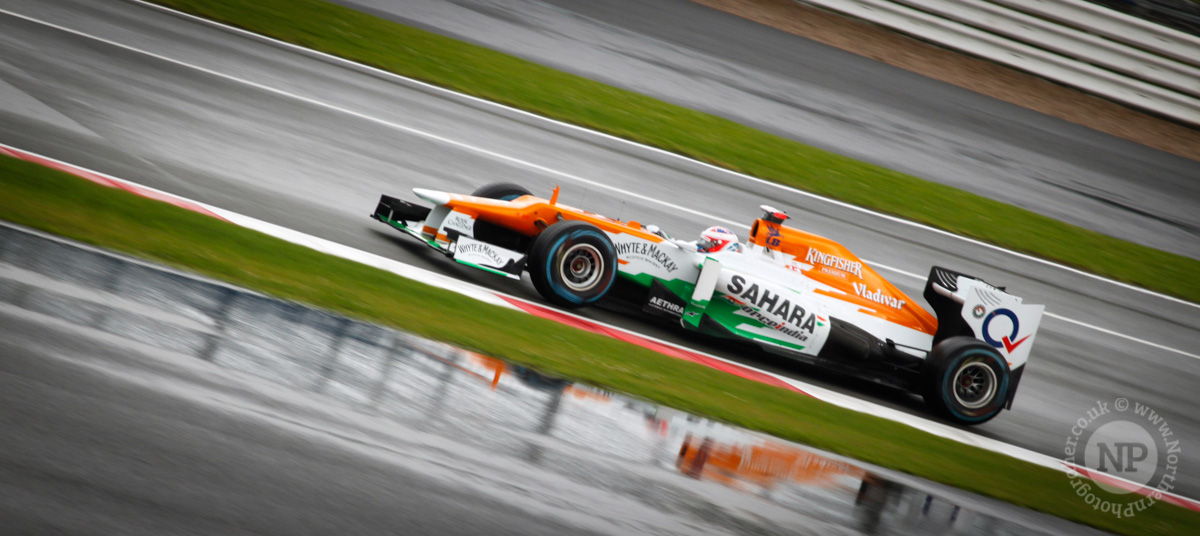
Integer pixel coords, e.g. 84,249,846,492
892,0,1200,95
992,0,1200,66
800,0,1200,124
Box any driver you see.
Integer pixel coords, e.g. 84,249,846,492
697,226,741,253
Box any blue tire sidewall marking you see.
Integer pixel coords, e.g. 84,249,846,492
544,233,578,303
940,348,1009,422
544,228,614,305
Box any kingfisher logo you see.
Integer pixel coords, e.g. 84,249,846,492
805,248,863,279
982,308,1031,354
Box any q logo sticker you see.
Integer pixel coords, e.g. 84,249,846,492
982,308,1031,354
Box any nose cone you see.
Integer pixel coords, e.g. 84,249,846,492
413,188,452,206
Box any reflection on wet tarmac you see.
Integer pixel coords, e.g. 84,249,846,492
0,224,1087,535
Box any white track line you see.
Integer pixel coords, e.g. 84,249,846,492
128,0,1200,313
1046,312,1200,359
2,8,1196,363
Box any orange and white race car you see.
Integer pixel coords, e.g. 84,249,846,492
371,182,1044,424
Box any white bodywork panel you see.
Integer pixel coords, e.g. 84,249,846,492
606,232,700,284
954,277,1044,369
718,246,935,356
714,268,833,354
441,211,476,237
452,236,524,279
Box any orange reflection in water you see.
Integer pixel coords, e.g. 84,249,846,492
676,434,864,492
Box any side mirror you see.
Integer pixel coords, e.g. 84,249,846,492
760,205,789,224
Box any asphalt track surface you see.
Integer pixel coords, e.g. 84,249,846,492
0,0,1197,504
340,0,1200,261
0,313,608,536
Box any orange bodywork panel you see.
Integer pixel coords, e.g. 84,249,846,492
750,219,937,335
440,194,664,242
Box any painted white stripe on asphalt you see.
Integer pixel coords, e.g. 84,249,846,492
1045,312,1200,360
777,377,1064,469
1,8,1195,365
129,0,1200,312
6,141,1198,509
210,209,519,309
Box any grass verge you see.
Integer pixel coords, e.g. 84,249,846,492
3,158,1195,534
145,0,1200,304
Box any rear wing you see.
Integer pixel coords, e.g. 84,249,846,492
923,267,1044,370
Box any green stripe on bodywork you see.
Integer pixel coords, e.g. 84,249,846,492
681,255,720,329
704,297,806,351
380,215,443,250
455,259,514,278
617,271,696,297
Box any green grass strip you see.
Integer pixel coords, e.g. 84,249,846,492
149,0,1200,304
3,157,1194,534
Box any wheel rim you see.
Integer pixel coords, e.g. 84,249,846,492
952,361,997,409
558,243,604,292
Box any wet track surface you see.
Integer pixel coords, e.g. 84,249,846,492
0,223,1107,535
0,0,1197,501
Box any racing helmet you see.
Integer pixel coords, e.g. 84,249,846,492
698,226,741,253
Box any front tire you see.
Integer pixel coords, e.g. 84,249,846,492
471,182,532,201
469,182,533,251
527,221,617,308
922,337,1010,425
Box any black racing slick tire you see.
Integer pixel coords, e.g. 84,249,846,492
471,182,532,201
922,336,1010,425
467,182,533,251
527,221,617,308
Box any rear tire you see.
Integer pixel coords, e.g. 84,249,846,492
527,221,617,308
471,182,532,201
922,336,1010,425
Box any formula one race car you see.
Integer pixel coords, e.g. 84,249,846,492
371,183,1044,425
